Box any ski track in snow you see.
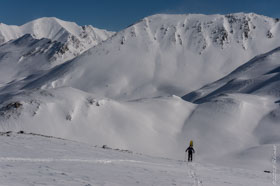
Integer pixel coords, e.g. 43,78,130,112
0,157,176,168
0,157,142,164
188,163,203,186
0,156,205,186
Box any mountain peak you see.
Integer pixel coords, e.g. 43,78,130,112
24,17,65,24
0,17,114,44
22,17,80,39
0,17,115,63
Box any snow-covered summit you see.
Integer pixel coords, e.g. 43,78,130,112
0,17,114,44
0,17,114,61
131,12,280,51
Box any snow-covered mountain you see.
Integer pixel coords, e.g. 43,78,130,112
0,17,114,61
0,13,280,171
11,13,280,100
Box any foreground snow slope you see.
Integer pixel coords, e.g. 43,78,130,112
16,13,280,100
0,132,276,186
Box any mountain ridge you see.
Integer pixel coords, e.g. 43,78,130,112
13,12,280,100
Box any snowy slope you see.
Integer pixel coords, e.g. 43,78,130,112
0,87,196,159
182,46,280,103
0,132,276,186
13,13,280,101
0,17,114,61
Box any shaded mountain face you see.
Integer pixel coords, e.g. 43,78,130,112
0,34,65,84
0,17,114,61
0,34,79,104
182,47,280,103
9,13,280,100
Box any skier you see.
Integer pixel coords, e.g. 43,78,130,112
185,140,195,162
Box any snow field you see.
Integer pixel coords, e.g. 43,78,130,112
0,133,276,186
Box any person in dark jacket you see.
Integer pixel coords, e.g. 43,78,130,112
185,146,195,162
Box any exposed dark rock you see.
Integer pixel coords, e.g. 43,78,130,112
66,114,72,121
267,30,273,38
3,102,22,110
0,131,12,136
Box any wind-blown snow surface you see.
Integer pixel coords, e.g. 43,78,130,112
0,132,276,186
